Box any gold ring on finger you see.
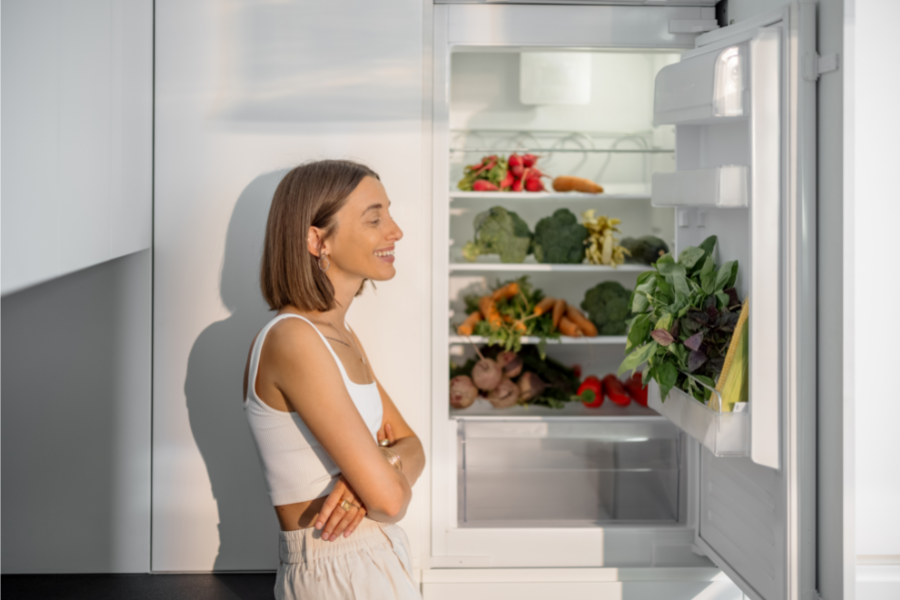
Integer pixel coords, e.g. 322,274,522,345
340,499,353,511
379,439,390,447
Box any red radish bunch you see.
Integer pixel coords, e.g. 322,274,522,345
507,153,547,192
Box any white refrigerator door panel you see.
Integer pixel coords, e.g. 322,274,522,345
659,4,817,600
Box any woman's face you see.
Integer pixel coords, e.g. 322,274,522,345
324,176,403,281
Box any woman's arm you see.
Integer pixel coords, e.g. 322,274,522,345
348,326,426,488
264,319,412,524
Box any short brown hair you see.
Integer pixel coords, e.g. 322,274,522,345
260,160,380,311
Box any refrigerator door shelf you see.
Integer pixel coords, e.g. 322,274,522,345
647,379,749,457
651,166,748,208
654,43,747,126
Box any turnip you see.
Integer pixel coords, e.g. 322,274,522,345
449,375,479,409
471,358,503,391
517,372,548,402
496,351,523,378
487,378,519,409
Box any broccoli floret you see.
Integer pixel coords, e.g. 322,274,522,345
532,208,588,264
581,281,632,335
462,206,532,264
620,235,670,265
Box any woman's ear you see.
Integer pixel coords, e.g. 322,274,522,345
307,226,324,257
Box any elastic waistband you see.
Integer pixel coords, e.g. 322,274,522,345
278,518,390,565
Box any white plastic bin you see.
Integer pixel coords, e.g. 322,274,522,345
647,379,749,457
651,166,748,208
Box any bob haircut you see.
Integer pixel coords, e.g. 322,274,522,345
260,159,380,311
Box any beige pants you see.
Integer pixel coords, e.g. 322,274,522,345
275,518,421,600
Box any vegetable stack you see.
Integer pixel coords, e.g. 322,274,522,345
618,235,747,409
456,153,548,192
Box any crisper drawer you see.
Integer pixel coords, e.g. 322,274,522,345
458,419,682,528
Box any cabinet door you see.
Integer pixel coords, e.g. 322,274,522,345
650,4,818,599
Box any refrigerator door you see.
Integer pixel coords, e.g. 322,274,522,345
651,4,817,600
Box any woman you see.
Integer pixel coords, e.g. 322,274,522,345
242,160,425,600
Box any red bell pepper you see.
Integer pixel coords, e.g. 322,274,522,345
602,374,631,406
623,372,648,407
578,376,603,408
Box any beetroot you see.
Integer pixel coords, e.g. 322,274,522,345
449,375,479,409
487,378,519,408
496,351,523,378
517,372,547,402
472,358,503,391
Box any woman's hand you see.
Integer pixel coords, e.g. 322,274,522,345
377,422,396,447
315,476,367,541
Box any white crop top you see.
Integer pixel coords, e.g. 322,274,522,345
244,314,383,506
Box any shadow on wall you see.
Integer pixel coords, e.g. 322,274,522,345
184,170,288,570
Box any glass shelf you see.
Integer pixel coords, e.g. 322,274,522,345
448,333,627,345
449,262,652,273
450,147,674,154
450,398,662,419
449,191,651,202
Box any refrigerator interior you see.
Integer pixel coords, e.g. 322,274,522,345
446,48,694,529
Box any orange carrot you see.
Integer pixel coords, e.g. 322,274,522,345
479,296,502,329
552,299,567,329
565,304,598,337
491,282,520,302
513,320,528,333
457,311,483,336
552,176,604,194
558,316,583,337
502,314,513,323
534,297,556,316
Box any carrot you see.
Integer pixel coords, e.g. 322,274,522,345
479,296,502,329
457,311,483,336
565,304,598,337
513,320,528,333
491,282,520,302
534,297,556,316
558,316,583,337
502,314,513,323
552,298,567,329
552,176,604,194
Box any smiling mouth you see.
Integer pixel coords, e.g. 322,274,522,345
374,249,395,257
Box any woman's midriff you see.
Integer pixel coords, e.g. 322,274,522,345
274,495,329,532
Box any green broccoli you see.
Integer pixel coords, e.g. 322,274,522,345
581,281,632,335
462,206,532,264
532,208,588,264
620,235,670,265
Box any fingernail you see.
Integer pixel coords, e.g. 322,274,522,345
315,521,323,530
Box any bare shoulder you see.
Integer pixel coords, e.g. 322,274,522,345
262,317,342,386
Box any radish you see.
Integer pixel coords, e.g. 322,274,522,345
511,177,523,192
473,180,499,192
525,178,544,192
510,164,524,178
508,153,523,168
522,154,538,168
472,358,503,391
449,375,479,409
499,171,514,191
487,378,519,408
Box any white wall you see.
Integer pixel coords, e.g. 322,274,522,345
152,0,431,572
1,0,152,296
850,0,900,576
1,251,152,573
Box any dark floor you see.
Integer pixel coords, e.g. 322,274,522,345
1,573,278,600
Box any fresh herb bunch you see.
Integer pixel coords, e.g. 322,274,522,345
449,345,580,409
463,276,560,358
617,235,743,404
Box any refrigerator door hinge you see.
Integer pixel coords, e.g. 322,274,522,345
803,52,839,81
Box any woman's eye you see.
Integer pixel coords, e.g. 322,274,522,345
371,219,381,225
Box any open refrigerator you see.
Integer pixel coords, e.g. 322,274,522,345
428,3,821,600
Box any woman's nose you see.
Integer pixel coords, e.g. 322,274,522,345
388,217,403,242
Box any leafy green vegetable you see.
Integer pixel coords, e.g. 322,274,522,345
581,281,632,335
457,155,508,191
532,208,589,264
618,235,744,405
462,206,533,264
620,235,670,265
